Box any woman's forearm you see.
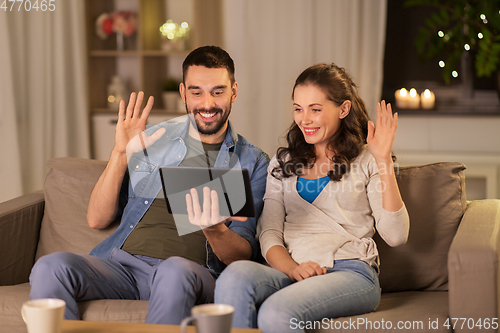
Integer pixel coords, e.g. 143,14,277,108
375,158,404,212
265,245,298,279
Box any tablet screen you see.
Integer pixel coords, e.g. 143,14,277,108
159,166,256,218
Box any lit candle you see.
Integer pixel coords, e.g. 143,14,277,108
395,88,409,109
420,89,435,109
407,88,420,109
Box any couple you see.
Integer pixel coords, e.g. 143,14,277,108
29,46,409,333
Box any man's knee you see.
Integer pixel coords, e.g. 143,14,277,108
153,256,198,288
30,252,81,283
30,252,86,300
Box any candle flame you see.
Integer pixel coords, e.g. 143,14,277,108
400,88,408,97
424,89,431,98
409,88,417,97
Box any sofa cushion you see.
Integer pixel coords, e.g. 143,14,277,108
0,282,148,328
0,283,31,333
309,291,449,333
35,158,118,260
79,300,148,323
374,162,467,292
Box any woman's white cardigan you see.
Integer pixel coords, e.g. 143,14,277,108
258,147,410,269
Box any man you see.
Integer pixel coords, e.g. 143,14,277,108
29,46,269,324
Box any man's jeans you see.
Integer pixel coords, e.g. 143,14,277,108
215,259,380,333
29,249,215,324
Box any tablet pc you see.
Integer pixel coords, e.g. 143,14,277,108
159,166,256,218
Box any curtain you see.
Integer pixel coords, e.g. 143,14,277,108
222,0,387,156
0,2,90,202
0,15,23,202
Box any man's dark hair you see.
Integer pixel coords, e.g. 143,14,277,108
182,45,235,85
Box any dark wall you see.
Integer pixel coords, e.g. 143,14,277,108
382,0,495,103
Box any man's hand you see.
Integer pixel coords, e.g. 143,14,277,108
186,187,247,231
114,91,166,156
290,261,327,282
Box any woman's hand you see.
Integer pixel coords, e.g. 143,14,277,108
290,261,326,282
186,187,247,231
367,101,398,163
114,91,166,156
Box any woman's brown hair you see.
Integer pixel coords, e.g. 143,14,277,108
272,63,370,181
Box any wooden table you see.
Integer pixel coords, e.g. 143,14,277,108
61,320,262,333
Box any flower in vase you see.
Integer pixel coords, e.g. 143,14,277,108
95,11,138,40
123,15,138,36
95,13,113,39
112,12,126,34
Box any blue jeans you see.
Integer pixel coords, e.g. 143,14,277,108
215,259,380,333
29,249,216,324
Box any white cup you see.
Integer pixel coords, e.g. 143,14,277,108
180,304,234,333
21,298,66,333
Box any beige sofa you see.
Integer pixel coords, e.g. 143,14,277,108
1,157,499,333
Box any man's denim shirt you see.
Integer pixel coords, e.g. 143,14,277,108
90,116,270,275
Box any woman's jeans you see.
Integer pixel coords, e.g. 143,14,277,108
215,259,380,333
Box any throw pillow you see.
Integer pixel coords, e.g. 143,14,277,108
375,162,467,292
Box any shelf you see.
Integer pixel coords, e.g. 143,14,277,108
85,0,192,159
141,50,190,57
89,50,139,57
92,108,184,115
395,107,500,116
89,50,189,57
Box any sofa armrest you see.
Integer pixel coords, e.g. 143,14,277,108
0,191,45,286
448,199,500,332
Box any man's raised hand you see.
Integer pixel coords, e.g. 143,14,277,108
114,91,166,156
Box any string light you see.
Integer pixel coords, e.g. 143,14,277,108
439,61,445,68
438,31,444,38
452,71,459,78
464,44,470,51
478,32,484,39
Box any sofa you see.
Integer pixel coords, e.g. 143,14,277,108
0,157,499,333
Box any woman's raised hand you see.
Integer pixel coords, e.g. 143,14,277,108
367,101,398,162
114,91,166,156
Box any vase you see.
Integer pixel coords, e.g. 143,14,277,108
107,76,127,109
116,32,124,51
162,92,183,112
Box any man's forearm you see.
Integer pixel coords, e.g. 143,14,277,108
87,148,128,229
203,224,252,265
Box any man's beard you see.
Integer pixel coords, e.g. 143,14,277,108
187,104,232,135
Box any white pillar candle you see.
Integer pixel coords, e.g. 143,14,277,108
395,88,409,109
420,89,435,109
407,88,420,109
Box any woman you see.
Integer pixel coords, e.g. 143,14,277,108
214,63,410,333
